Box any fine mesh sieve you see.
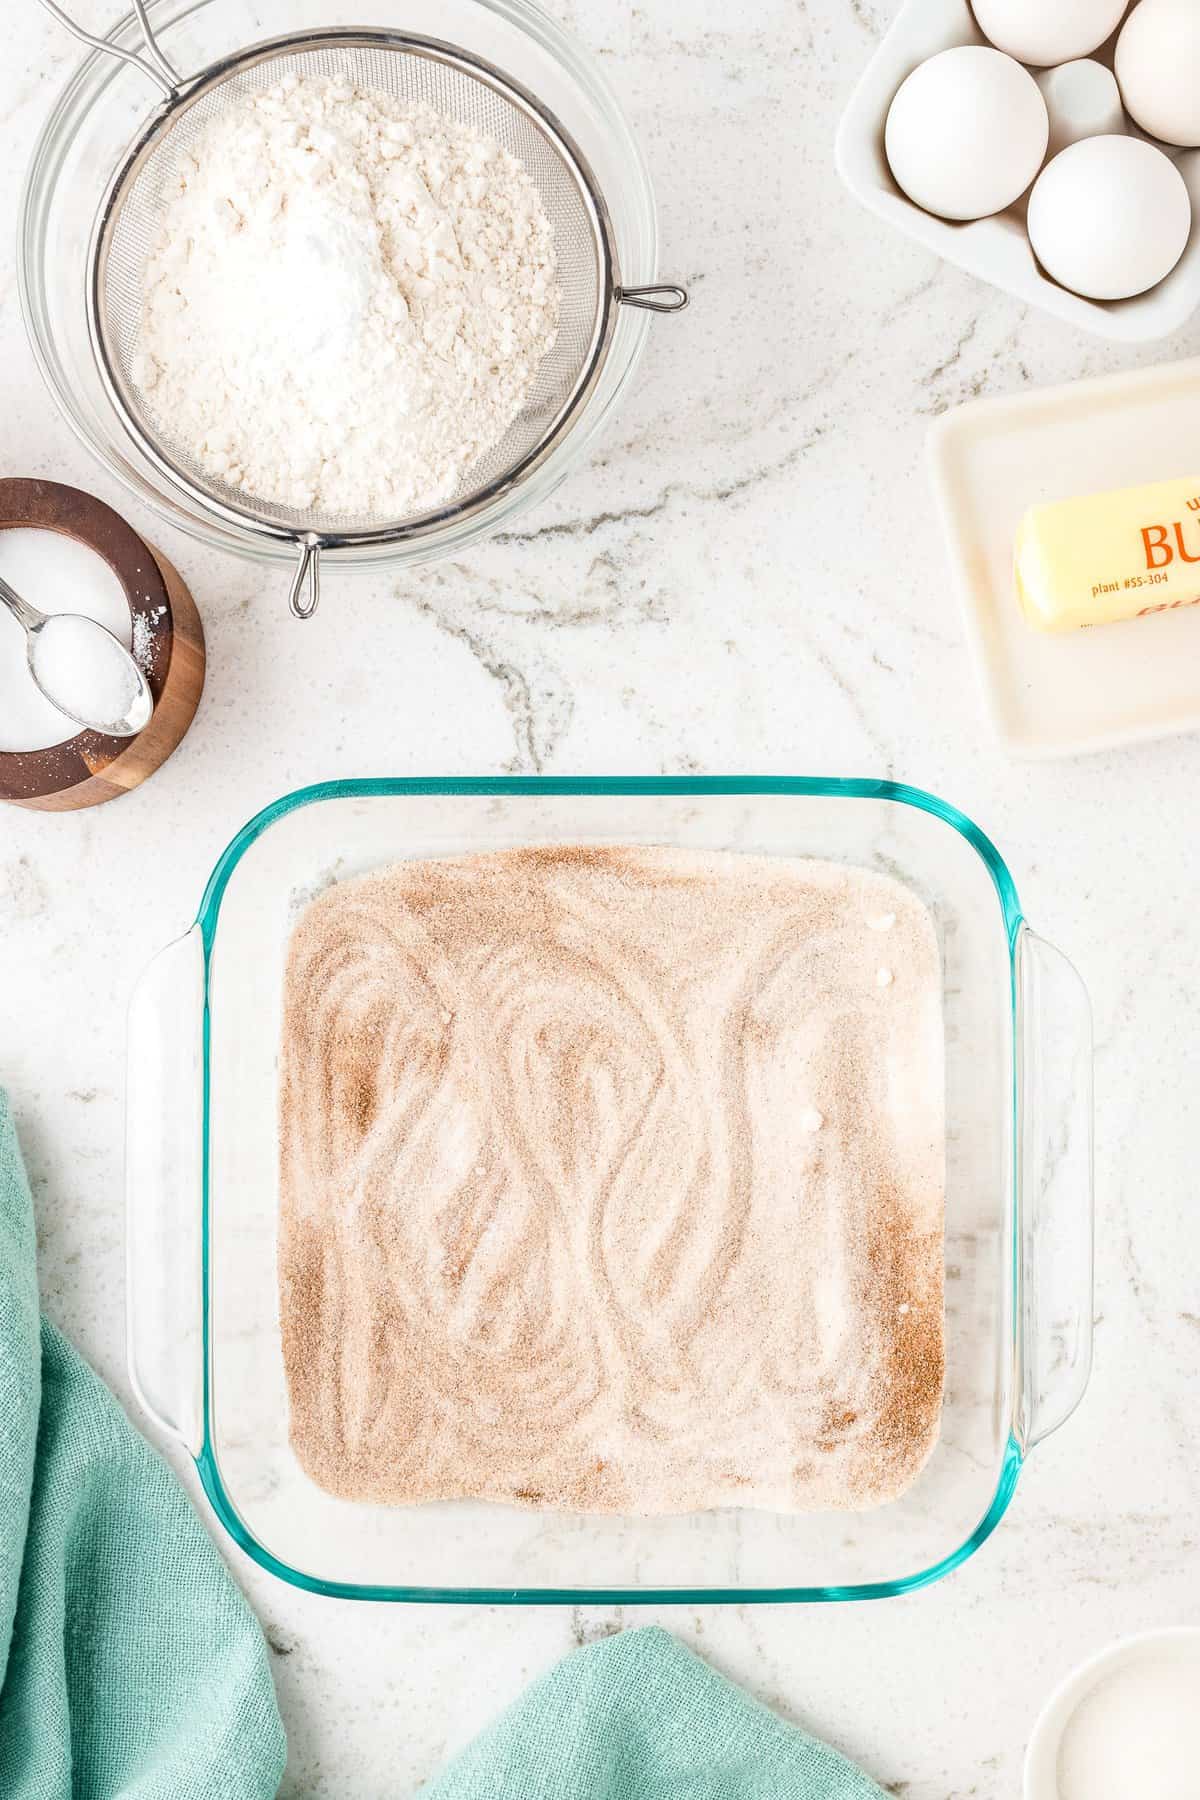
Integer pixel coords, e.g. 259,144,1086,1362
37,1,688,616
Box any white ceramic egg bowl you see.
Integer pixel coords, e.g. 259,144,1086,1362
835,0,1200,342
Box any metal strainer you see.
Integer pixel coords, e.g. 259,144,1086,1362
38,0,688,617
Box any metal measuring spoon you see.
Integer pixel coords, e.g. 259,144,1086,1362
0,572,153,739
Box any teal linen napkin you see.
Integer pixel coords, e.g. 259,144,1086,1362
424,1626,887,1799
0,1092,286,1800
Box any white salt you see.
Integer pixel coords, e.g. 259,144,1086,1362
131,607,163,673
0,531,131,751
1058,1650,1200,1800
31,615,139,730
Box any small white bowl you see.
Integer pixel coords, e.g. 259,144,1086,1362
835,0,1200,342
1024,1627,1200,1798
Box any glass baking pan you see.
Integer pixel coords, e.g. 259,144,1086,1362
126,777,1093,1603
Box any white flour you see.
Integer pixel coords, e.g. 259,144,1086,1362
133,74,560,519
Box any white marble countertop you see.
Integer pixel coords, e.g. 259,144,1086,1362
4,2,1200,1795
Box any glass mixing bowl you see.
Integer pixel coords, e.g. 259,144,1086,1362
19,0,660,579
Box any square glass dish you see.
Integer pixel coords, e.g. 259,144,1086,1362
127,777,1093,1603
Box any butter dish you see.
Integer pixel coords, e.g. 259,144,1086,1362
930,357,1200,758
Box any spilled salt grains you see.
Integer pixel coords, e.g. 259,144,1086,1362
131,606,164,673
278,846,946,1517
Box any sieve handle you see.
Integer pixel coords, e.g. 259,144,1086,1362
616,284,690,314
35,0,181,98
288,536,322,621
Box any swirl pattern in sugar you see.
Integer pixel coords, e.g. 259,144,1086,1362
278,844,945,1515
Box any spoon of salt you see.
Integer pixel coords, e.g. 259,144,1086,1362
0,573,153,739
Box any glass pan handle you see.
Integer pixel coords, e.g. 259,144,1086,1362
126,926,205,1455
1016,926,1094,1452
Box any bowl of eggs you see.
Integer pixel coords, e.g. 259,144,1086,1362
836,0,1200,340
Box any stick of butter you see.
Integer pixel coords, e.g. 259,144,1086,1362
1016,476,1200,632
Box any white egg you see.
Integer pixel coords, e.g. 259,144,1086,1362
1116,0,1200,148
1027,135,1191,300
972,0,1130,67
885,47,1049,223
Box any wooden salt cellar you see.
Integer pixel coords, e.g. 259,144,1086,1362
0,479,205,811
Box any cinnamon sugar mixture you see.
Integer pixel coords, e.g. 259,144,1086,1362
278,845,945,1515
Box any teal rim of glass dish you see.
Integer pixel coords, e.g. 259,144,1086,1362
193,776,1026,1604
